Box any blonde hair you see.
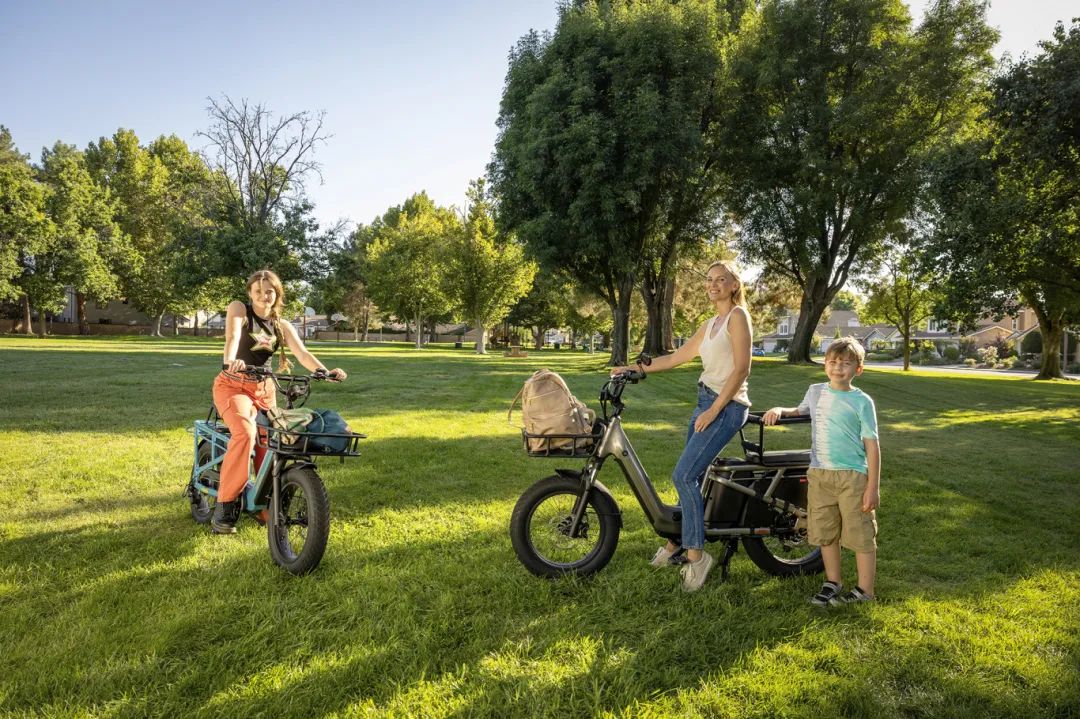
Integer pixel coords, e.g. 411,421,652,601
825,336,866,367
705,261,746,307
245,269,291,372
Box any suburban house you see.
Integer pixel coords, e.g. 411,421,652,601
758,307,1042,354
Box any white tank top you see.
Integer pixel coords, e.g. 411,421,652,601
698,309,751,407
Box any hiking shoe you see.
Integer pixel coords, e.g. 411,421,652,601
809,581,844,606
680,551,714,592
650,545,680,567
836,586,875,604
211,500,240,534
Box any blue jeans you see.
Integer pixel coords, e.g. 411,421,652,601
672,385,749,549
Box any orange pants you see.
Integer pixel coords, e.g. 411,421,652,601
212,371,277,502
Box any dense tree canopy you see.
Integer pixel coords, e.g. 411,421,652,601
719,0,996,363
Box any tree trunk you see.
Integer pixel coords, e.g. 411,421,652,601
1034,322,1065,380
662,276,676,352
361,306,370,342
428,319,438,344
475,318,487,354
641,270,676,357
414,310,423,350
153,313,164,337
37,307,47,338
172,314,179,336
193,312,200,337
76,292,90,335
353,322,360,342
532,326,543,350
405,320,411,343
607,273,635,366
787,281,831,363
902,329,911,371
20,294,33,335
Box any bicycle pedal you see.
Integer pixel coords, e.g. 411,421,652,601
667,549,689,566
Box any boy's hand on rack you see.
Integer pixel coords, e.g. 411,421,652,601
762,407,784,425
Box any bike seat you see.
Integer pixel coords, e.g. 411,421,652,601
746,449,811,467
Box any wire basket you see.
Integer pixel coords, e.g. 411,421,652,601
521,429,600,458
257,424,366,457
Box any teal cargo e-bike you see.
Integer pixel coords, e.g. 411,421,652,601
186,366,364,574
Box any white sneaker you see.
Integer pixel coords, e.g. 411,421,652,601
649,545,679,567
680,551,714,592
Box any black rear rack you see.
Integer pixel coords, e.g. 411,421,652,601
521,429,600,458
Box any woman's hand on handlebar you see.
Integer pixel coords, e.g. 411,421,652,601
224,359,247,373
327,368,347,382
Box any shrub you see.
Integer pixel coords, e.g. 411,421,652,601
775,339,789,353
943,346,960,362
964,358,977,367
999,356,1017,369
1021,331,1043,355
959,339,979,359
989,336,1016,359
1068,362,1080,375
977,346,999,367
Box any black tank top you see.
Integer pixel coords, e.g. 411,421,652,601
235,303,279,369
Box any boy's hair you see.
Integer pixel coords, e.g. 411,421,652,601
825,336,865,366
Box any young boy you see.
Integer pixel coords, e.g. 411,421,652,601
763,337,880,605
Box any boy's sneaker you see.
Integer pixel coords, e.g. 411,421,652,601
836,586,875,604
680,551,714,592
211,500,240,534
809,581,844,606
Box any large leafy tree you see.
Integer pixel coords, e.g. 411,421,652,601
86,130,215,335
927,20,1080,380
507,271,573,350
490,0,740,364
861,234,941,370
449,179,536,354
365,193,456,349
719,0,996,363
0,127,52,334
38,142,128,335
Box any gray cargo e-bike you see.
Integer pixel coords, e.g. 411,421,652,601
509,363,823,580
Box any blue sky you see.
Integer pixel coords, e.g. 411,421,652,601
2,1,1075,232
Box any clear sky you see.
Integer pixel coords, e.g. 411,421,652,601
2,1,1075,233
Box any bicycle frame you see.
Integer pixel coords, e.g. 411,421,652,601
190,409,303,512
567,416,808,542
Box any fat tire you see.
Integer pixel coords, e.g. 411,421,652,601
741,535,823,577
189,441,215,524
268,465,330,575
509,475,620,578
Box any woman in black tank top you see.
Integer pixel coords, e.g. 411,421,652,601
210,269,348,534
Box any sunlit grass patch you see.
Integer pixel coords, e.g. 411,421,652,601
1,335,1078,718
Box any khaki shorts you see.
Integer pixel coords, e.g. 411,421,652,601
807,468,878,553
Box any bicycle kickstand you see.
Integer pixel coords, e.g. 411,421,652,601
719,539,739,581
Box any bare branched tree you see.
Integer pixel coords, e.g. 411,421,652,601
198,96,330,230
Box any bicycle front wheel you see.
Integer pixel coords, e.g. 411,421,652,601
509,475,620,578
268,465,330,575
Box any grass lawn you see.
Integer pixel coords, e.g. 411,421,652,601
1,335,1078,718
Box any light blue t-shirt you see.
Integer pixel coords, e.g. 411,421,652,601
798,383,879,473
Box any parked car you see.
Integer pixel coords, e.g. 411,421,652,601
752,347,765,356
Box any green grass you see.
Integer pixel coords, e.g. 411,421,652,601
1,336,1078,718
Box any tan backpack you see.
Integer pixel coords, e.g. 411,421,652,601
509,370,597,453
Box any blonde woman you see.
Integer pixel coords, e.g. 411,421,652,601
211,269,347,534
611,261,752,590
